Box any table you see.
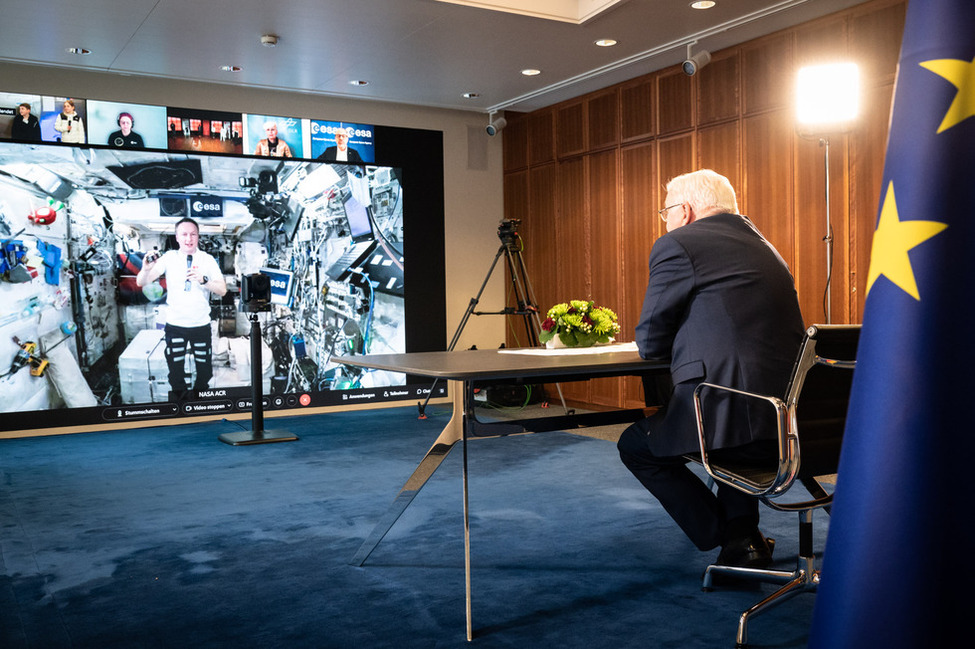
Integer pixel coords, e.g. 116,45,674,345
336,344,668,640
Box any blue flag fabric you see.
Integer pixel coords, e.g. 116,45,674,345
808,1,975,647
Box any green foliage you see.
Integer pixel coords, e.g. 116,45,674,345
538,299,621,347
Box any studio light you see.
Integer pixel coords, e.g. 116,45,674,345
796,63,860,135
486,116,507,136
683,47,711,76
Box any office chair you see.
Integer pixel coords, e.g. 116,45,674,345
691,324,860,648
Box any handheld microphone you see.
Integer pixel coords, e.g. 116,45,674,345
185,254,193,291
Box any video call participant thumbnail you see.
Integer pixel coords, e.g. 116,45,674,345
254,122,292,157
318,127,362,163
54,98,85,143
108,112,145,148
11,103,41,141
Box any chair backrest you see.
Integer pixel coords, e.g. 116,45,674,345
783,324,860,482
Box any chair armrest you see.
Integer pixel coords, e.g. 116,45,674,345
692,382,799,499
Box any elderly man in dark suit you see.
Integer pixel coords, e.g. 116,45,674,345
618,169,804,569
318,127,363,163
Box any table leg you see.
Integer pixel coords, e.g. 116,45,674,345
351,379,467,566
463,391,473,641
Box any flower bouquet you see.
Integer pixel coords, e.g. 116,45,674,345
538,300,621,348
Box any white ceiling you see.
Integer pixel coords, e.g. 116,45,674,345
0,0,871,114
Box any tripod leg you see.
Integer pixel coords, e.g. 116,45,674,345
418,245,507,417
502,247,540,346
503,247,571,415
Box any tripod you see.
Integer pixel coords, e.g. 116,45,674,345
417,220,567,417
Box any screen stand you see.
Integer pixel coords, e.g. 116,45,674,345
219,313,298,445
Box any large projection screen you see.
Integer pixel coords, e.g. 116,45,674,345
0,130,446,436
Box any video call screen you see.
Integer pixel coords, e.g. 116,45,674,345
0,102,445,434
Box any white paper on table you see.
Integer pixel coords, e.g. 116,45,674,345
497,341,638,356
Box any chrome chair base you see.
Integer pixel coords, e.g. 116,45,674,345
702,555,819,648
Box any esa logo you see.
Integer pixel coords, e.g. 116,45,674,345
269,277,288,290
310,122,373,139
192,199,222,215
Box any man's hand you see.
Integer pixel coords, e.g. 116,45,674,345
186,265,206,285
143,250,161,268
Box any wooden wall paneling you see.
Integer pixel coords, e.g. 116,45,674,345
621,76,655,142
503,169,530,347
850,0,907,87
522,164,560,343
829,136,852,323
555,156,591,403
528,109,556,166
697,51,740,125
557,101,587,158
795,15,849,69
657,134,696,199
621,142,656,407
502,112,528,171
657,68,695,134
742,111,799,306
587,149,623,407
588,150,621,310
587,90,620,150
849,82,894,320
557,157,590,297
503,169,529,222
741,32,795,115
697,121,741,192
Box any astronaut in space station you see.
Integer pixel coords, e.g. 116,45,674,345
0,141,406,420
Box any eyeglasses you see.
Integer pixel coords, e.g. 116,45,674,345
658,204,682,221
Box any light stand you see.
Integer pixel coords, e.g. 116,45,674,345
219,277,297,445
796,62,859,324
416,219,568,418
821,137,832,324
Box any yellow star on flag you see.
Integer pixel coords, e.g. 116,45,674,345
919,55,975,133
865,182,948,300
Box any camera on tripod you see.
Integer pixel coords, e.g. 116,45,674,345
240,273,272,313
498,219,521,250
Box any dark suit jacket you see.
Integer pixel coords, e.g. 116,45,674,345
318,146,363,163
11,114,41,141
634,213,804,456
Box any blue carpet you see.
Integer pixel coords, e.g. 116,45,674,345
0,406,826,648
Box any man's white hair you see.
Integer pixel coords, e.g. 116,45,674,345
665,169,739,215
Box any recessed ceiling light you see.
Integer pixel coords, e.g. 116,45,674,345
595,39,618,47
260,34,278,47
349,79,370,86
66,47,91,55
220,65,242,72
462,92,481,99
690,1,717,8
521,69,541,76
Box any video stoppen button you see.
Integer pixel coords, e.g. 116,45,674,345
103,403,180,421
182,400,235,414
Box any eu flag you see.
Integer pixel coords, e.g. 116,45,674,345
808,1,975,647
